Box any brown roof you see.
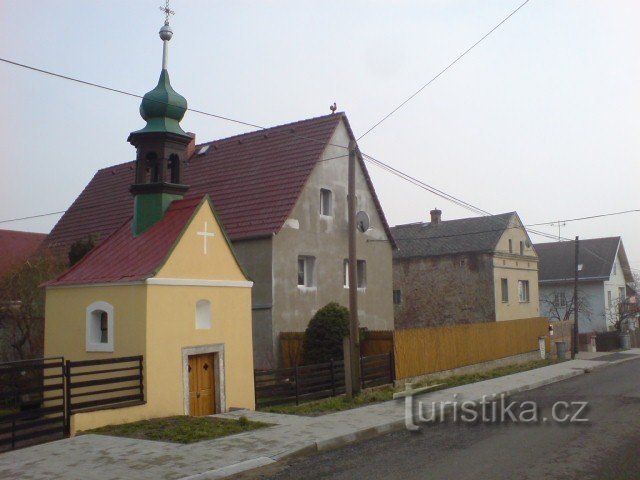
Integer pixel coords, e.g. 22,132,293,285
0,229,48,276
45,113,394,256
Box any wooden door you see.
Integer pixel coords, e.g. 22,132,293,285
188,354,216,416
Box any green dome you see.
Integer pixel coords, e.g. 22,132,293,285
131,69,189,137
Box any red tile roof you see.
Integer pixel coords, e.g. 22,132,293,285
46,196,203,286
44,113,394,256
0,229,48,277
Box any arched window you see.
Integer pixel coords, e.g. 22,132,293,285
86,301,114,352
195,300,212,330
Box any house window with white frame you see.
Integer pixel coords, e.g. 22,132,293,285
320,189,333,216
86,301,114,352
344,259,367,289
619,287,626,301
518,280,530,303
607,290,612,308
297,256,315,287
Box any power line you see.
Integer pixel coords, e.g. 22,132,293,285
357,0,531,141
0,54,635,252
527,209,640,226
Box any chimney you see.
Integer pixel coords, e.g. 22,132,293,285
186,132,196,159
430,208,442,225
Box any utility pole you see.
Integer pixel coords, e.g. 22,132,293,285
572,236,579,359
347,139,361,397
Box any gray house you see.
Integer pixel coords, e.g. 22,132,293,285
536,237,634,332
44,113,395,368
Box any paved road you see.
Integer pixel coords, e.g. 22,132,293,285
247,358,640,480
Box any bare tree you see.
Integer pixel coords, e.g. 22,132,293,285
605,295,638,332
0,251,65,361
540,291,592,322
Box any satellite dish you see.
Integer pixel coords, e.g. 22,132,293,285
356,211,370,233
525,239,531,248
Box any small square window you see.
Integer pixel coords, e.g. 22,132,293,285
298,256,315,287
393,289,402,305
320,189,332,216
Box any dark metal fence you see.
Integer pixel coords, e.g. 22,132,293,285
595,331,620,352
0,357,66,452
66,356,144,422
254,352,394,408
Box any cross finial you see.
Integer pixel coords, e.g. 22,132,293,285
159,0,175,25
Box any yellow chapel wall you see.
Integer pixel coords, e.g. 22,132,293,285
145,284,255,415
44,284,147,361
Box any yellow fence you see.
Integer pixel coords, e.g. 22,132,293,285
393,317,549,380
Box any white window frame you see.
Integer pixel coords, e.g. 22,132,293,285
344,259,367,289
518,280,530,303
195,299,213,330
320,188,333,217
297,256,316,288
86,301,114,352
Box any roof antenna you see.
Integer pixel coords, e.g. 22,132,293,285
159,0,175,70
330,102,337,114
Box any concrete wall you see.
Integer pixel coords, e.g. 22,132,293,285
393,253,496,328
492,216,540,321
231,238,274,369
271,120,394,363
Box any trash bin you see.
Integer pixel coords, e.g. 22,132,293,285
555,341,567,360
620,332,631,350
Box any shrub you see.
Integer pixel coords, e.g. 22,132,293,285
302,302,349,365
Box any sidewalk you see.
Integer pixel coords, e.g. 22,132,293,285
2,351,639,480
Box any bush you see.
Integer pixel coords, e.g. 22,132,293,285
302,302,349,365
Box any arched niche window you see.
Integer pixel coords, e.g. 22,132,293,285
86,301,114,352
195,300,212,330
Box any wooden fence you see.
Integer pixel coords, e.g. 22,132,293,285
0,357,66,452
254,352,394,408
280,330,394,368
393,317,549,380
66,356,144,420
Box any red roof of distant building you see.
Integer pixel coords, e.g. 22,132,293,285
44,113,394,256
46,196,203,286
0,229,48,276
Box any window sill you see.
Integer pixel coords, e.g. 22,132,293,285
319,214,333,219
343,286,367,291
86,343,114,353
297,285,317,291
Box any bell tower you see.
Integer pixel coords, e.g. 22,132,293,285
128,2,191,236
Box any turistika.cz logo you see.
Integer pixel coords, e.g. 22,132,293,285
396,386,589,431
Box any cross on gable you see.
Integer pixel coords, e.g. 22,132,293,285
197,222,215,255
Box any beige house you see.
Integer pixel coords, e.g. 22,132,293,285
392,210,539,328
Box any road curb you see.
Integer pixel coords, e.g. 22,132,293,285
212,361,627,478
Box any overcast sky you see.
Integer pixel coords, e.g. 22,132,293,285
1,0,638,272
